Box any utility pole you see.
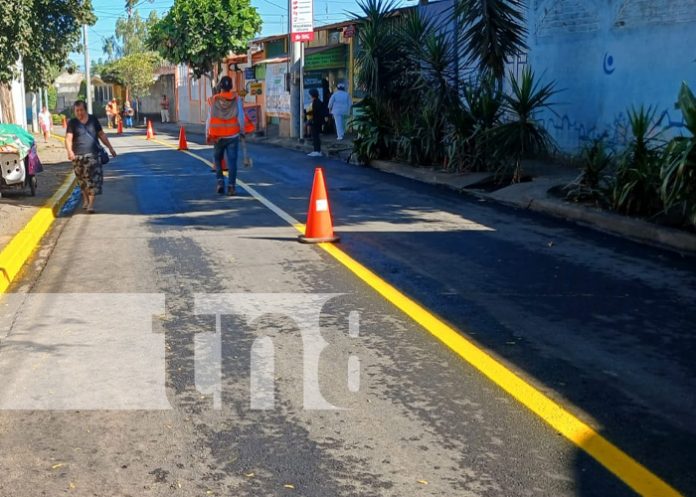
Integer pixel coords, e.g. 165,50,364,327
83,25,93,114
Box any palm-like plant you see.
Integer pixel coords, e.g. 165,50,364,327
453,0,528,81
609,106,665,216
491,67,557,182
661,82,696,226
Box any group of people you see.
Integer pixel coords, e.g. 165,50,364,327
62,77,350,213
305,83,351,157
105,99,135,129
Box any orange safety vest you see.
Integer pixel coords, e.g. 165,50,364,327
207,91,255,140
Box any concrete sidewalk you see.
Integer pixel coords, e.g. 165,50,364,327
150,121,696,255
0,138,74,250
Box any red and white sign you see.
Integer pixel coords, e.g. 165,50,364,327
343,25,355,38
291,0,314,42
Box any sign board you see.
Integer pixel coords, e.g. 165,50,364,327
265,63,291,118
244,67,255,80
250,82,263,95
291,0,314,42
305,45,347,71
343,25,355,38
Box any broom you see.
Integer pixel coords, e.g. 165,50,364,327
241,135,253,168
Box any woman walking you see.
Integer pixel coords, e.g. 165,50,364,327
38,106,52,143
65,100,117,213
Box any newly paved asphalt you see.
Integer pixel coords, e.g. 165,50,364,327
0,130,694,496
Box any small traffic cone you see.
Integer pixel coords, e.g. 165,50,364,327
117,119,123,135
146,119,155,140
177,126,188,150
61,115,67,129
298,167,340,243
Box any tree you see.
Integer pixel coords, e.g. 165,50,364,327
147,0,262,80
109,52,161,100
0,0,96,90
102,36,121,61
115,10,159,56
452,0,527,81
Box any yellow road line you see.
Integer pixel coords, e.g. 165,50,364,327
147,134,684,497
0,134,76,293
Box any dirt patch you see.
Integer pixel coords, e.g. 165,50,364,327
0,137,74,248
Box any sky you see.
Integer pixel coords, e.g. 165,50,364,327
70,0,416,70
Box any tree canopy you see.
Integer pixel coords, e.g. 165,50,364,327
147,0,262,79
0,0,95,90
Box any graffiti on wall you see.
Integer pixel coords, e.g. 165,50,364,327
538,107,686,152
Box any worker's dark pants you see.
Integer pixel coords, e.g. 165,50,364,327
312,121,321,152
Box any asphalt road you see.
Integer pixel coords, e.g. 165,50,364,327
0,130,693,496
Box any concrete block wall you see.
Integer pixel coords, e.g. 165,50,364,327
525,0,696,153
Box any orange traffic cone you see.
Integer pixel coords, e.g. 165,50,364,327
178,126,188,150
61,115,67,129
146,119,155,140
117,119,123,135
298,168,340,243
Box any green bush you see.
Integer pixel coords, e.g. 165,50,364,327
661,82,696,227
608,106,665,217
564,138,614,203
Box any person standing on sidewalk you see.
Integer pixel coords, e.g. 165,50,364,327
328,83,351,141
65,100,117,213
38,106,52,143
206,76,253,196
123,101,134,128
160,95,170,123
307,88,325,157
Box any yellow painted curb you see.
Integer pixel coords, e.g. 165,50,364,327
147,134,685,497
0,136,76,293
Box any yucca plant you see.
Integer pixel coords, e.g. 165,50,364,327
608,106,665,217
564,138,614,203
661,82,696,227
490,67,558,182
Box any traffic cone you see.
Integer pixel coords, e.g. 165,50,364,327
178,126,188,150
61,115,67,129
146,119,154,140
117,119,123,135
298,167,340,243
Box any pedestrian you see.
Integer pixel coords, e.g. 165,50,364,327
206,76,254,196
105,101,114,129
65,100,117,213
307,88,325,157
123,101,134,128
38,106,52,143
328,83,351,141
160,95,170,123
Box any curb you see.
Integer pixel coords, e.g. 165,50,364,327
367,160,696,256
0,140,77,293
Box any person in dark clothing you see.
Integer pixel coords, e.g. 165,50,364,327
307,88,324,157
65,100,116,213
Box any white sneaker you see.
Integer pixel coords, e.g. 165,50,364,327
307,151,322,157
337,137,344,141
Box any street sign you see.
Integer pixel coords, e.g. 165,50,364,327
343,25,355,38
291,0,314,42
244,67,255,80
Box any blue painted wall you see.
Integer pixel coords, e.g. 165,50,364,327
524,0,696,152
